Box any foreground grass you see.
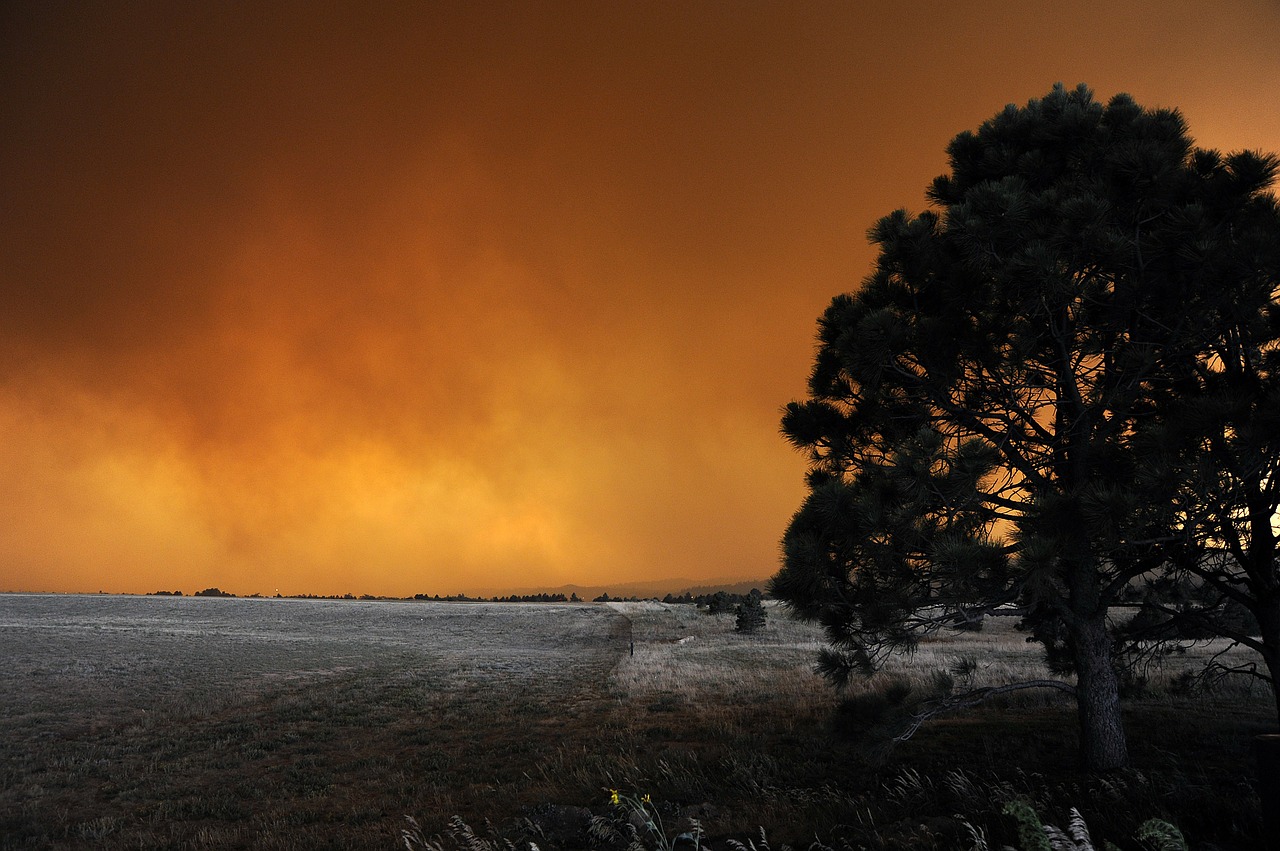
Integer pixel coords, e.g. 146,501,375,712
594,603,1270,849
0,595,1272,849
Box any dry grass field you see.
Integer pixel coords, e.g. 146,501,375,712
0,594,1273,849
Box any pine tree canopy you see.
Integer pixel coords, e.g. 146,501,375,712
771,83,1280,770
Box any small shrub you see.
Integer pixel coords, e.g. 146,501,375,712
735,590,767,634
959,801,1189,851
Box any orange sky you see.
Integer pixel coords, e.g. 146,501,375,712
3,1,1279,596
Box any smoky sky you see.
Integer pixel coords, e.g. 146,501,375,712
3,1,1279,595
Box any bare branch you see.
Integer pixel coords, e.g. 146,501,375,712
892,679,1077,744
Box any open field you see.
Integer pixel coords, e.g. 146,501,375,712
0,594,1274,849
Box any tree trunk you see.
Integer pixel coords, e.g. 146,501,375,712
1264,654,1280,730
1253,735,1280,851
1071,613,1129,771
1256,600,1280,728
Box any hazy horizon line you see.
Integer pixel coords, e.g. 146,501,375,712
0,574,773,600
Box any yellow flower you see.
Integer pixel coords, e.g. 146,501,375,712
609,789,620,805
641,794,651,804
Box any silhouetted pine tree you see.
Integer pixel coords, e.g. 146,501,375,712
735,588,767,634
773,83,1280,770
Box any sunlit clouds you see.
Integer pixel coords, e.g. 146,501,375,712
3,2,1279,595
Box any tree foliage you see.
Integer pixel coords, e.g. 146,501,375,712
772,83,1280,769
1122,146,1280,718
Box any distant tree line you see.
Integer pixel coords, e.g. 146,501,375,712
146,587,768,607
413,592,583,603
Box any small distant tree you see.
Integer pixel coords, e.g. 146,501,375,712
735,588,768,634
703,590,735,614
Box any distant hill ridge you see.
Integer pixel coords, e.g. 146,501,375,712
120,577,773,601
487,577,770,600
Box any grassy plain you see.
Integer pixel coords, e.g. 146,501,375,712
0,594,1273,849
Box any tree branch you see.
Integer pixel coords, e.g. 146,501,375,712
892,679,1078,743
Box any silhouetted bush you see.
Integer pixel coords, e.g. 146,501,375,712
193,587,234,598
702,591,735,614
735,589,767,633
